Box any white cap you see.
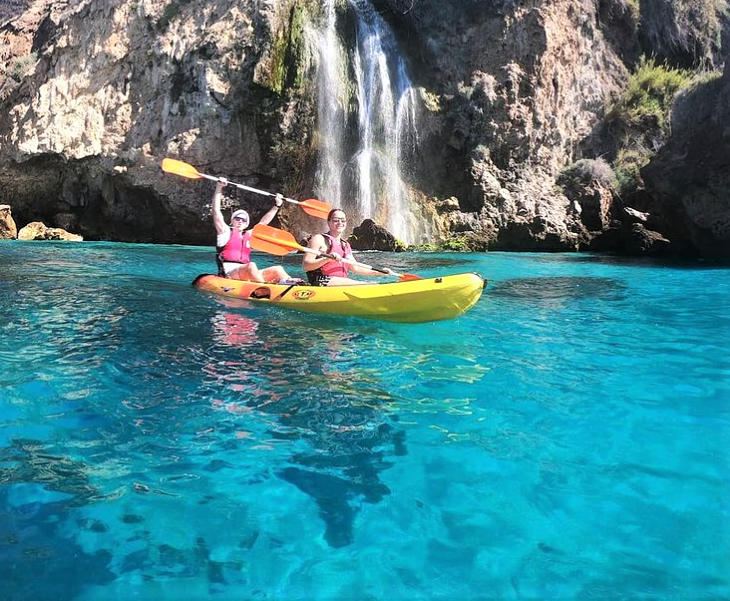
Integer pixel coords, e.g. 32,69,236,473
230,209,249,224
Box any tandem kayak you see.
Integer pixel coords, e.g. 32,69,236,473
192,272,486,323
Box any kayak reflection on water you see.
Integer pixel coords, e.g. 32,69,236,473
205,318,407,547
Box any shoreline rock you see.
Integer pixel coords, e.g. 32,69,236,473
0,204,18,239
17,221,83,241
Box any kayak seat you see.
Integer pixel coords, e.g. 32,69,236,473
250,287,271,299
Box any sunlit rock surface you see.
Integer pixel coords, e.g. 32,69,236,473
0,204,18,239
17,220,83,241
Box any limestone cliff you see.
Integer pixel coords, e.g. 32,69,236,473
376,0,729,257
375,0,629,251
0,0,727,259
0,0,302,244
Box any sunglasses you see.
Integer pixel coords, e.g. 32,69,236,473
232,216,248,222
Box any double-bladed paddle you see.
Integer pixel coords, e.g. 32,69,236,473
161,158,331,220
250,224,422,282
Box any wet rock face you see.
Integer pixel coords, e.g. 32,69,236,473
376,0,628,250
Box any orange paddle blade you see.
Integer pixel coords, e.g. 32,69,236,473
297,198,331,220
250,224,304,256
161,158,203,180
398,273,423,282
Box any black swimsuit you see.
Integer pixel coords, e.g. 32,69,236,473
306,270,331,286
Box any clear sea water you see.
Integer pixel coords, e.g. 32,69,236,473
1,240,728,600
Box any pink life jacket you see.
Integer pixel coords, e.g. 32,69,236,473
320,234,351,278
219,229,252,264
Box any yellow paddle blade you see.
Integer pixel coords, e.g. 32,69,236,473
250,224,303,256
161,158,203,180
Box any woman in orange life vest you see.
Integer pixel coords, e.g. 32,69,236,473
212,179,297,283
302,208,393,286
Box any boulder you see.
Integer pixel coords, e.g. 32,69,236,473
0,204,17,239
350,219,401,251
495,216,580,252
17,221,83,241
622,223,671,256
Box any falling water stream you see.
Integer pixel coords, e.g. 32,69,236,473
307,0,422,244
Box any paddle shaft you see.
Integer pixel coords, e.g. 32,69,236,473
202,172,300,209
161,158,329,218
254,229,395,276
293,242,395,276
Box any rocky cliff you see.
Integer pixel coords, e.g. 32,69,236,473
0,0,301,244
0,0,728,258
375,0,630,251
642,66,730,259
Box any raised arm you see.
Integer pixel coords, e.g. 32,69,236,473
212,179,229,236
256,194,283,226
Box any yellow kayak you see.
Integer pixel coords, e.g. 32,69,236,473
193,272,485,323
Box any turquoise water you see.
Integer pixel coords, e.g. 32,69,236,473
1,240,729,600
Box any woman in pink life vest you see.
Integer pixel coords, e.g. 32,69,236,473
302,208,393,286
212,179,296,283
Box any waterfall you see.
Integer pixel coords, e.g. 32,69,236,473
311,0,347,208
306,0,421,245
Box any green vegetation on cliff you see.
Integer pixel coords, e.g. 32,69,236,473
408,232,490,252
607,56,692,143
266,4,309,94
605,56,694,194
557,158,618,196
7,52,37,82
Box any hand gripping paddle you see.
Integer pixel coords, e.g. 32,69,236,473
250,224,422,282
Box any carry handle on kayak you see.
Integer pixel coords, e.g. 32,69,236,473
161,158,331,220
250,224,422,282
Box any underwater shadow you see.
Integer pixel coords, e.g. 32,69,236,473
206,315,408,548
0,446,115,601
